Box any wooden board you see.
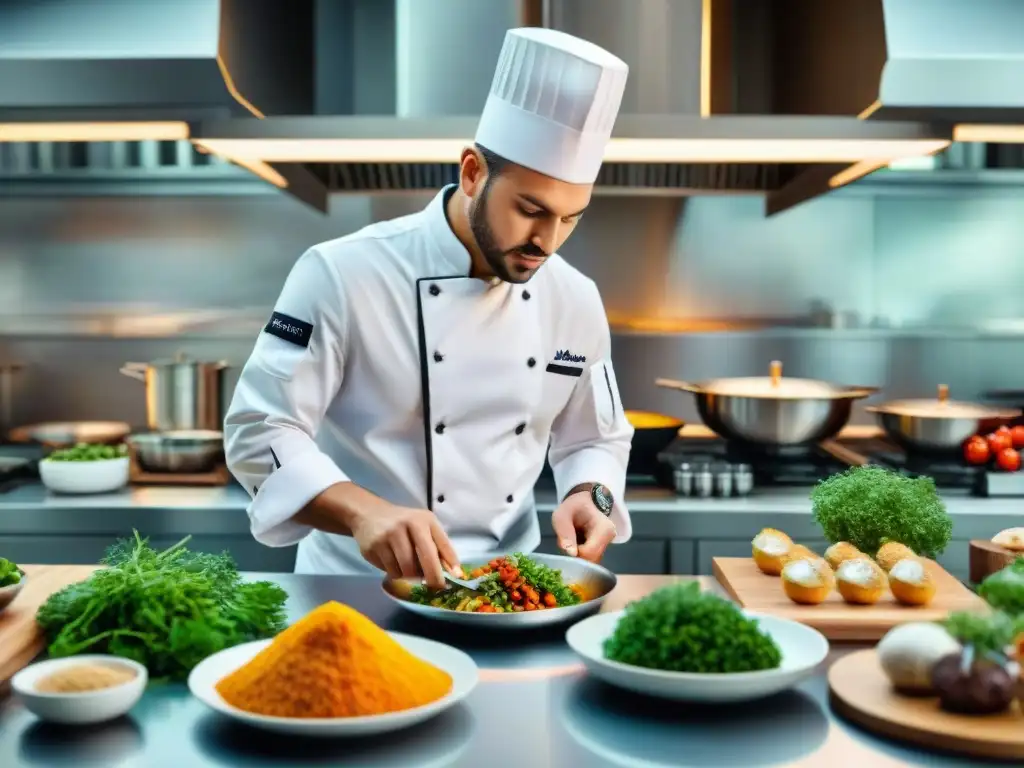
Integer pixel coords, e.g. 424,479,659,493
712,557,985,642
0,564,96,691
969,539,1020,584
829,649,1024,760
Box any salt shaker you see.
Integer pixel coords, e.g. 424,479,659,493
674,462,694,496
694,464,714,498
733,463,754,496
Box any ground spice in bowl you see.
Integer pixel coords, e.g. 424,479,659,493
35,663,138,694
215,601,453,718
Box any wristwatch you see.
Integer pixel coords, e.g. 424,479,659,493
567,483,614,517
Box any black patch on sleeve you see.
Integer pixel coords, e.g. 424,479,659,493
264,312,313,348
546,363,584,378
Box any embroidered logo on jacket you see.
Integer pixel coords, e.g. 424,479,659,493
554,349,586,364
264,311,313,348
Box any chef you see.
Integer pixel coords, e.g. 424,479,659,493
224,27,634,588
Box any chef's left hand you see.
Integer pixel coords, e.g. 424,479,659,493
551,493,616,562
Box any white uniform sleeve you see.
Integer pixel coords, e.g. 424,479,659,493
547,288,635,543
224,247,350,547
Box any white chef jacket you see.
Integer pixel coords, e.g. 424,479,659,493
224,186,634,575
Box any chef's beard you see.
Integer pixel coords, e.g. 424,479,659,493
469,183,548,284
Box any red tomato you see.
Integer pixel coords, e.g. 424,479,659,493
1010,425,1024,449
987,431,1014,454
997,424,1012,435
964,438,991,465
997,447,1022,472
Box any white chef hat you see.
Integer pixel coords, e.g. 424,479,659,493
474,27,629,185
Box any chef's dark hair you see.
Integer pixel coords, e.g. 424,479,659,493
475,143,511,183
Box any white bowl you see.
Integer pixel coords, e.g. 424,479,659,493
12,655,148,724
188,633,479,737
39,456,130,494
566,609,829,704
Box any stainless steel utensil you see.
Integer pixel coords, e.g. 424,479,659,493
119,353,228,432
8,421,131,448
382,553,617,628
867,384,1020,454
656,360,878,446
127,430,224,473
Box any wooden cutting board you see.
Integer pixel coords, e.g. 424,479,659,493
829,649,1024,760
0,564,96,690
713,557,985,642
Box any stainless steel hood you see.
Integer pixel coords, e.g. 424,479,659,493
0,0,961,214
184,0,954,215
0,0,314,123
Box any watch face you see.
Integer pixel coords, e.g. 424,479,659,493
592,484,613,515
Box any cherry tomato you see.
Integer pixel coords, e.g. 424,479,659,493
997,447,1022,472
987,431,1013,454
964,437,991,465
1010,425,1024,449
997,424,1012,435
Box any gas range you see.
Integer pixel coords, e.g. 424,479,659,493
654,434,1013,498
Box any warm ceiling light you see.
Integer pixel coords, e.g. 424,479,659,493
953,124,1024,143
192,136,951,165
0,122,190,143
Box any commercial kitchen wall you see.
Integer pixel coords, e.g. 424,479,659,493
0,186,1022,430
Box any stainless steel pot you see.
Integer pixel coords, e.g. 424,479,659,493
656,360,878,446
120,354,228,432
127,430,224,473
867,384,1021,454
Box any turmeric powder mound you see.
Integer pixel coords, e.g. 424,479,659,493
214,601,453,718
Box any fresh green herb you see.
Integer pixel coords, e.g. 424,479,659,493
507,553,580,606
810,465,953,558
36,531,288,681
978,559,1024,615
942,610,1022,656
0,557,21,587
603,582,782,673
46,443,128,462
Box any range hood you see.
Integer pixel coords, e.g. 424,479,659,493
1,0,992,214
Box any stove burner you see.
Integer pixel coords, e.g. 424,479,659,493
658,437,847,486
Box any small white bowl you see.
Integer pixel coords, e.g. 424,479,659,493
0,573,26,612
12,655,147,725
39,456,130,494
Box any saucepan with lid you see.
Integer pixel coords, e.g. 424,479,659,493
656,360,878,446
866,384,1020,454
119,353,228,432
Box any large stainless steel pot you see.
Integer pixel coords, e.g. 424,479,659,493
119,354,228,432
656,360,878,446
867,384,1020,454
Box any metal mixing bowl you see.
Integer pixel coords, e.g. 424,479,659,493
127,430,224,473
382,553,617,628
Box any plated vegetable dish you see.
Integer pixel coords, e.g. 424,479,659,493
408,554,585,613
46,443,128,462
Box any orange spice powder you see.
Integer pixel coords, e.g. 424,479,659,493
215,601,452,718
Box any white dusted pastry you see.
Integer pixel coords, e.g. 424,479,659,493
992,527,1024,552
877,622,962,693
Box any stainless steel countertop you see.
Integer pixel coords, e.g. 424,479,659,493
0,481,1020,542
0,574,1008,768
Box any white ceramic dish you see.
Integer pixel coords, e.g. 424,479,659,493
12,655,148,724
0,573,25,613
566,609,829,704
39,456,130,494
188,632,479,737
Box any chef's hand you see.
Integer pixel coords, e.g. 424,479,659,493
551,493,617,562
350,504,462,590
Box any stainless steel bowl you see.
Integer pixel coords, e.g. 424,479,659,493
0,573,25,613
382,553,617,628
656,361,877,447
867,384,1021,454
127,430,224,473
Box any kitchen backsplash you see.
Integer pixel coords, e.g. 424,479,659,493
1,187,1023,428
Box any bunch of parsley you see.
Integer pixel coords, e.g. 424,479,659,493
810,465,953,558
36,531,288,681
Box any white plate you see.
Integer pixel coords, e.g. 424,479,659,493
566,610,829,704
188,633,479,737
